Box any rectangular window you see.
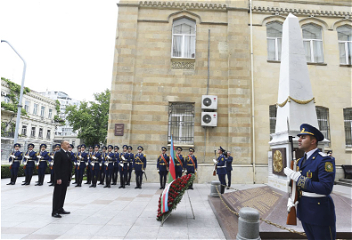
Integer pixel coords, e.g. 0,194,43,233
316,107,330,141
33,103,38,115
344,108,352,148
46,130,51,140
40,106,45,117
168,103,194,144
269,105,277,140
303,40,324,63
21,125,27,136
31,127,36,137
4,96,10,103
24,100,30,112
48,109,53,119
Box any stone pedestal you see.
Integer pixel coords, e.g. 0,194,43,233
210,180,220,197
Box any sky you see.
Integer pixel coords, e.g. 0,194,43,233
0,0,119,102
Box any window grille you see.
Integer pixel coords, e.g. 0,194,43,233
168,103,194,144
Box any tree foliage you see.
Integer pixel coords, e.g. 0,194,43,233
65,89,110,146
1,77,30,116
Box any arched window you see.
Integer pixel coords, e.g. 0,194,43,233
302,24,324,63
172,18,196,59
316,106,330,141
337,25,352,65
266,22,282,61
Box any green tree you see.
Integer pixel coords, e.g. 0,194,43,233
65,89,110,146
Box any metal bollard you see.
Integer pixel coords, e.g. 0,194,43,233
236,207,261,240
210,180,221,197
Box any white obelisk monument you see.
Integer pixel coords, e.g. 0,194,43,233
268,13,327,192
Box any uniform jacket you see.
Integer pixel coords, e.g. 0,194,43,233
53,149,71,184
175,154,184,172
134,153,147,171
38,151,50,168
216,154,227,175
23,150,37,168
91,151,101,166
226,156,233,171
9,150,23,168
127,152,134,167
185,154,197,173
114,152,120,167
296,149,336,226
157,154,169,172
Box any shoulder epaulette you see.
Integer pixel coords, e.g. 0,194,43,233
319,152,328,157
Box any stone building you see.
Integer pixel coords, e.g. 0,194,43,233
107,0,352,183
1,79,58,161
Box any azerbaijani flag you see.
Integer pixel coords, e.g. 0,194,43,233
168,135,176,183
160,180,174,213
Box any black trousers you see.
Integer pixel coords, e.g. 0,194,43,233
52,182,68,214
226,170,232,187
159,171,168,188
112,166,119,183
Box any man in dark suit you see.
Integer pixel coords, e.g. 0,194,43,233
52,140,71,218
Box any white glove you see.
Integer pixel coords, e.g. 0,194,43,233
35,162,39,166
213,159,218,164
92,156,97,160
287,197,299,212
107,155,111,159
157,169,160,173
10,155,15,158
195,170,197,173
104,162,108,166
37,155,42,159
182,169,185,173
284,167,301,182
51,156,54,159
25,156,30,159
142,170,145,173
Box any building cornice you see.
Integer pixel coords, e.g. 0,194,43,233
254,0,351,7
119,1,228,11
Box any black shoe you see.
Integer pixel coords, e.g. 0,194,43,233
159,187,163,189
98,183,104,185
35,183,41,186
84,182,89,184
49,184,54,186
75,184,81,187
118,186,124,189
111,183,116,185
135,186,139,189
89,185,96,188
104,185,109,188
58,209,70,214
22,180,26,182
227,187,230,190
22,182,27,185
47,181,52,183
72,182,77,184
52,213,62,218
6,182,13,185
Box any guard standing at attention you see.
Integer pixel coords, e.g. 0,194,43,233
90,144,101,188
35,144,50,186
85,146,93,184
133,146,147,189
72,145,81,184
157,147,169,189
104,145,115,188
225,151,233,189
22,143,37,185
112,146,120,185
175,147,184,178
284,123,336,240
99,146,107,185
126,146,134,186
214,146,227,194
68,144,75,185
185,148,197,190
7,143,23,185
76,144,88,187
119,145,128,188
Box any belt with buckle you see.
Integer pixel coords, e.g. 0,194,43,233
302,191,327,198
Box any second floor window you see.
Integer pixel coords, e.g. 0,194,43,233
302,24,324,63
344,108,352,148
46,129,51,140
172,18,196,59
48,109,53,119
316,106,330,141
38,128,43,138
24,100,30,112
267,22,282,61
21,125,27,136
33,103,38,115
337,25,352,65
31,127,36,137
40,106,45,117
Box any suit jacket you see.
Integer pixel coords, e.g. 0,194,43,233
53,149,71,184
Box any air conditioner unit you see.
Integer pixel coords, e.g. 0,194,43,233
201,112,217,127
201,95,218,110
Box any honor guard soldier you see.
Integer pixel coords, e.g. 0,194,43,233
112,146,120,185
48,144,61,186
7,143,23,185
76,144,88,187
284,124,336,240
175,147,185,178
68,144,75,185
104,145,115,188
89,144,101,188
72,145,81,184
119,145,129,188
226,151,233,189
35,144,50,186
22,143,37,185
126,146,134,185
157,147,169,189
185,148,197,190
86,146,93,184
133,146,147,189
99,146,107,185
214,146,227,194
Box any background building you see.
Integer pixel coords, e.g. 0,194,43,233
107,0,351,184
1,79,58,161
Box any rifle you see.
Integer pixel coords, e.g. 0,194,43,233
212,150,217,176
9,151,15,170
286,150,298,225
143,171,148,181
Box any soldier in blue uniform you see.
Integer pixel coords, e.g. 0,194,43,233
85,146,93,184
284,123,336,240
157,147,169,189
35,144,50,186
99,146,107,185
185,148,197,190
112,146,120,185
175,147,184,178
214,146,227,194
68,144,75,185
104,145,115,188
90,144,101,188
226,151,233,189
119,145,128,188
126,146,134,186
76,144,88,187
22,143,37,185
72,145,80,184
133,146,147,189
7,143,23,185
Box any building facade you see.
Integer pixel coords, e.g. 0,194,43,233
107,0,352,183
1,79,58,161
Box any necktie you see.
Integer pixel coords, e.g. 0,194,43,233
302,154,307,166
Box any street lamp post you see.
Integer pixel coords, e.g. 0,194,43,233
1,40,27,144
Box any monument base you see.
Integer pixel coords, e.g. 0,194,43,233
267,175,289,193
209,185,352,239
